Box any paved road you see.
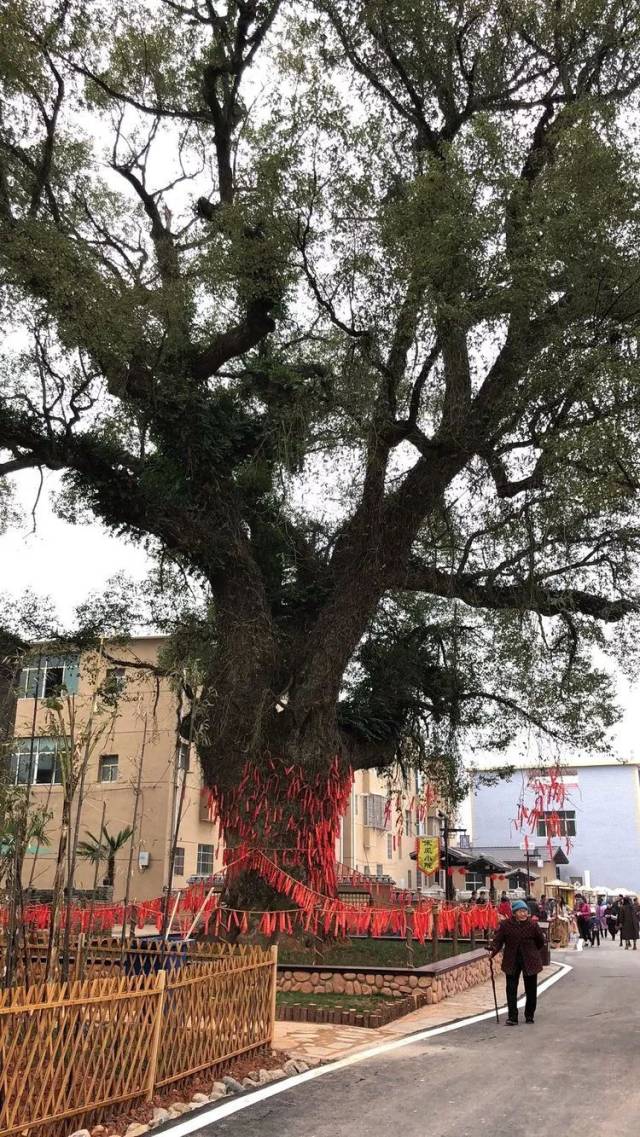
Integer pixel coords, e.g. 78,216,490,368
195,938,640,1137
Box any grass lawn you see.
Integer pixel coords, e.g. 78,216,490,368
278,936,478,969
277,990,396,1012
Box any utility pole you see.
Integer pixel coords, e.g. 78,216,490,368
438,812,467,902
521,837,532,896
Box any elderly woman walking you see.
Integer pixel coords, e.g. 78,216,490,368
490,899,546,1025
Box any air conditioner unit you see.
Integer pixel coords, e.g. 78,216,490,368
138,850,150,869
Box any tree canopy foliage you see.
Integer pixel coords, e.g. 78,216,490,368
2,0,640,805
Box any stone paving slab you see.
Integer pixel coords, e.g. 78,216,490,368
273,962,560,1063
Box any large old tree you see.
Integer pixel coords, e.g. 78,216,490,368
2,0,640,885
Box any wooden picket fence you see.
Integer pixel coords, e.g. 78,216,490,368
0,946,276,1137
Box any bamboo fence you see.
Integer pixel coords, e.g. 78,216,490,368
0,945,276,1137
0,935,261,985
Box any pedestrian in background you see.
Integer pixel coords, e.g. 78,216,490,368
498,892,512,918
577,898,592,944
526,894,541,919
490,899,546,1026
618,896,639,950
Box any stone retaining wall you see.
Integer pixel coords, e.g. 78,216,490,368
277,949,491,1006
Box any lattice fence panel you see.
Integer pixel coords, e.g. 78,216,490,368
0,974,162,1137
0,947,276,1136
156,956,275,1086
0,936,263,984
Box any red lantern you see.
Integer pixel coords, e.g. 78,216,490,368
447,867,457,876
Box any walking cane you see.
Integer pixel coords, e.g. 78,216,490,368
489,954,500,1024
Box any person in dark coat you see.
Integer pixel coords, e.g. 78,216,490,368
605,901,618,940
526,894,541,919
490,899,546,1025
618,896,639,949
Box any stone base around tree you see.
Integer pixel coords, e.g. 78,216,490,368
277,948,492,1018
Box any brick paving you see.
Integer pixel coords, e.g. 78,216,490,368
273,962,560,1063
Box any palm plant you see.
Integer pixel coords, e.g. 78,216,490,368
77,824,134,888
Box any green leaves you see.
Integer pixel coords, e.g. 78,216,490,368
3,0,640,786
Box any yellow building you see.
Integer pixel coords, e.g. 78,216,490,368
8,639,438,903
11,638,223,902
340,768,441,893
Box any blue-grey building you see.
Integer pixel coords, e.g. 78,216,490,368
470,760,640,893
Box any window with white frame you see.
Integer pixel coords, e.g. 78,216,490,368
405,809,412,837
407,869,412,889
376,864,383,878
465,871,486,891
536,810,576,837
18,655,79,699
98,754,119,783
173,847,185,876
363,794,386,830
387,833,393,859
196,844,214,875
10,738,62,785
100,667,125,702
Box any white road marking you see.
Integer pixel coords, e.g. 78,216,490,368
158,962,572,1135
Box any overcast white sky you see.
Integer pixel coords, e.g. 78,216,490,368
0,470,151,622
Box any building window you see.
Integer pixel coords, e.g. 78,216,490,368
10,738,62,785
465,871,486,892
98,754,119,783
18,655,79,699
376,864,383,878
427,816,440,837
178,743,189,771
536,811,576,838
363,794,386,830
405,809,412,837
398,835,403,858
354,795,358,815
362,864,370,876
407,869,412,889
173,847,185,876
196,844,214,875
199,789,214,823
100,667,125,702
387,834,393,859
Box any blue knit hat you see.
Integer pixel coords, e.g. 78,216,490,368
512,900,529,913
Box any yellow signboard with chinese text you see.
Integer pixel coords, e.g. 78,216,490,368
416,837,440,876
